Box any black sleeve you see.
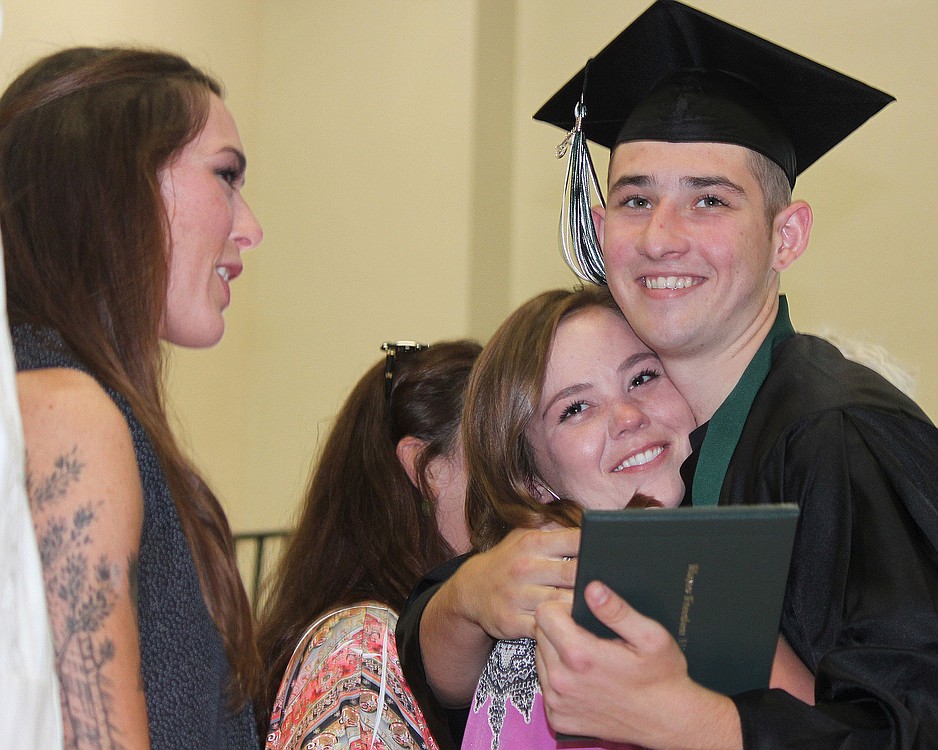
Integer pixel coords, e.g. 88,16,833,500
731,410,938,749
396,554,472,750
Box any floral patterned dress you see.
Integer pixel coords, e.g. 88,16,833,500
461,637,641,750
266,604,440,750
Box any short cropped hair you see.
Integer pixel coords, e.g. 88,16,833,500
745,149,792,228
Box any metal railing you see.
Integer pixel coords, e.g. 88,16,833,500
233,529,290,616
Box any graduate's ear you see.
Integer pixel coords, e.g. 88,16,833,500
771,200,812,271
395,435,427,488
591,204,606,249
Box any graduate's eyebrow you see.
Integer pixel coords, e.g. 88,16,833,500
609,173,746,196
609,173,654,194
681,175,746,195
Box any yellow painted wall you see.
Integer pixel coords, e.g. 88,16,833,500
1,0,936,539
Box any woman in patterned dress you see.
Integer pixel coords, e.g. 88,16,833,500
256,340,481,750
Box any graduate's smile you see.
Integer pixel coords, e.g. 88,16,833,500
641,275,702,291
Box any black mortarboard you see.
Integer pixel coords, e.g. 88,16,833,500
537,0,895,284
534,0,895,188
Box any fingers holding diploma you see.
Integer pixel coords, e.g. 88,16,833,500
534,581,743,750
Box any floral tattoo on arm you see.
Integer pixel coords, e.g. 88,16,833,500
28,447,137,750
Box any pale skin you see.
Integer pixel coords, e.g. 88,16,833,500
397,435,472,554
535,588,811,747
422,529,813,722
532,141,814,747
424,305,698,708
528,307,694,511
20,94,260,750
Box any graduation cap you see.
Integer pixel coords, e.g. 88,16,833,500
535,0,895,283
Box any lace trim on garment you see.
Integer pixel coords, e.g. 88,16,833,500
472,637,539,750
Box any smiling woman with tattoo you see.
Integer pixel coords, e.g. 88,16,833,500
0,48,262,749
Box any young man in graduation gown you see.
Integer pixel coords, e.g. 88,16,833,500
396,2,938,748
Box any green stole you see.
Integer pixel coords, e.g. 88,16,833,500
691,296,795,506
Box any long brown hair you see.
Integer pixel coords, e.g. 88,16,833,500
0,47,258,703
464,286,626,551
255,339,481,735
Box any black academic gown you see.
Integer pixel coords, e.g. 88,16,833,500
399,303,938,750
721,333,938,749
396,555,469,750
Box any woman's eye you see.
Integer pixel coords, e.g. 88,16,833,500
628,368,661,390
559,401,588,423
217,167,244,188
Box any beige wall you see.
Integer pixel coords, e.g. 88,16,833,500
1,0,936,535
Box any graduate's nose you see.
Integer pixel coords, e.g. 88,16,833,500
637,203,690,260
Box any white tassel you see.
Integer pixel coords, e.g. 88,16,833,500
557,61,606,285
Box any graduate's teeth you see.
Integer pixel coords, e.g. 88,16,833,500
644,276,696,289
614,446,664,471
216,267,230,282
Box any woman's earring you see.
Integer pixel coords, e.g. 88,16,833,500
535,479,563,503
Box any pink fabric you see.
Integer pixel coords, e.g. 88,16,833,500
462,638,640,750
